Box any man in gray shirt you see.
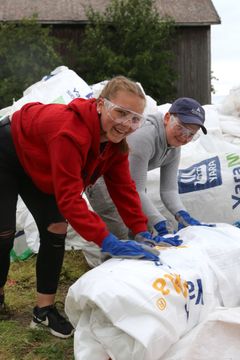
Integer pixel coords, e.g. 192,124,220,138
86,97,209,239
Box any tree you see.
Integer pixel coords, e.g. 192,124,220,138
77,0,177,103
0,17,62,108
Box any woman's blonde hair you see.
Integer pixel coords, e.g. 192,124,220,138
99,75,146,103
99,76,146,153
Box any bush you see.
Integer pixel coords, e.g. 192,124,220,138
0,17,62,108
77,0,177,103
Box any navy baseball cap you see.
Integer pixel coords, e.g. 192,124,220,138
169,97,207,134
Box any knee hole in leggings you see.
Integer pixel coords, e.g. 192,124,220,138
47,221,68,235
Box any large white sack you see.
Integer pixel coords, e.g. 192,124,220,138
6,69,240,260
147,104,240,227
161,307,240,360
65,224,240,360
0,65,93,118
218,85,240,118
217,86,240,145
15,103,240,259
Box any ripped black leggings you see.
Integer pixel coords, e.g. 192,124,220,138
0,118,66,294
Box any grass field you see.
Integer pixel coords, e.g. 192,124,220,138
0,250,90,360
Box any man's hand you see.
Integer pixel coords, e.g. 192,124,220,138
175,210,215,230
154,220,174,236
101,233,160,262
135,231,182,247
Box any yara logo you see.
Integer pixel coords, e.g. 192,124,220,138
178,156,222,194
180,165,207,186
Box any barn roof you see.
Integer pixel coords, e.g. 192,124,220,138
0,0,221,25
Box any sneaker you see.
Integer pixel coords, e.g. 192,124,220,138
0,295,11,320
30,304,74,339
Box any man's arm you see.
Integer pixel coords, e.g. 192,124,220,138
160,149,186,215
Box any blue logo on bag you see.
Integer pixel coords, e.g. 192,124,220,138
178,156,222,193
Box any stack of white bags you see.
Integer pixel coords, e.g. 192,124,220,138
1,67,240,359
1,65,240,256
65,224,240,360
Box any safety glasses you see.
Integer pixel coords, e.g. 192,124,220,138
170,115,200,141
104,98,145,130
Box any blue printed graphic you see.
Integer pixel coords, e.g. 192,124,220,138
178,156,222,194
187,279,204,305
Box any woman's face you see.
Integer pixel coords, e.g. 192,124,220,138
164,113,201,147
97,90,145,143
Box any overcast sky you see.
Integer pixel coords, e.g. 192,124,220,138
211,0,240,97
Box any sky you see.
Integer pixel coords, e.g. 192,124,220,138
211,0,240,98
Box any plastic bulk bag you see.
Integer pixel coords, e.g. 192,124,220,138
147,104,240,227
65,224,240,360
0,65,93,118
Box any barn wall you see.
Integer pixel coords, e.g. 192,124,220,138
172,26,211,104
51,24,212,105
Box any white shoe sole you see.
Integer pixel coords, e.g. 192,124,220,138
30,319,74,339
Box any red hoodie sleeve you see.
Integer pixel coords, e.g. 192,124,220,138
48,134,109,246
104,152,148,235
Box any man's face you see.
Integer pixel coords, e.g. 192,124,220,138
164,113,201,147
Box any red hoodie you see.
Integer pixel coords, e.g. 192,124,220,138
11,98,148,245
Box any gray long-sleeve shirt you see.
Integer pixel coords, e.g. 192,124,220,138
127,112,186,226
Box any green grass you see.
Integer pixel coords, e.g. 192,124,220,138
0,250,90,360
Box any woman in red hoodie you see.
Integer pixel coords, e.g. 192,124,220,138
0,76,159,338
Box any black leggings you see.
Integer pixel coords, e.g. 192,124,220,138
0,118,66,294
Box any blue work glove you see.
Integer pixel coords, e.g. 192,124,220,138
101,233,159,262
135,231,182,247
175,210,215,230
135,231,153,240
134,231,154,246
233,221,240,229
152,234,183,246
154,220,174,236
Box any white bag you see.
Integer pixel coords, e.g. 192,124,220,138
161,307,240,360
65,224,240,360
0,66,93,118
148,105,240,226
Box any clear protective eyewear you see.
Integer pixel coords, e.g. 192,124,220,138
104,98,145,130
170,115,200,141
